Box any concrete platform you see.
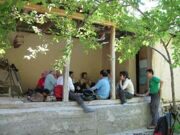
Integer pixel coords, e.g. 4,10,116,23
0,97,151,135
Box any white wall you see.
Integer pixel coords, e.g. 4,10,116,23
152,42,180,101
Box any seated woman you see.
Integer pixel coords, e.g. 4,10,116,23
79,72,92,89
116,71,135,104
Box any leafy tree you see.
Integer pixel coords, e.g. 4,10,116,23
116,0,180,109
0,0,179,108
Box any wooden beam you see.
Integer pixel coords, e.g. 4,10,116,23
0,1,116,26
110,26,116,99
24,3,115,27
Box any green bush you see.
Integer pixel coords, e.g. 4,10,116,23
174,122,180,133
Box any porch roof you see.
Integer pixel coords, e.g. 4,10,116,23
24,3,116,27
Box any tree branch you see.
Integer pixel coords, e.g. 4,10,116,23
79,0,112,27
160,38,166,46
166,37,172,48
149,46,170,64
125,1,149,20
160,38,172,48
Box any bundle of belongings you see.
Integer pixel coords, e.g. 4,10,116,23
0,58,23,96
26,70,57,102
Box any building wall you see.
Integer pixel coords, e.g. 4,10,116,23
101,44,137,90
152,43,180,101
5,32,103,91
5,32,137,92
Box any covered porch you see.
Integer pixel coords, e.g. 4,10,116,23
1,3,141,101
0,2,153,101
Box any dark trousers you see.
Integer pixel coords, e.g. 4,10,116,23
118,87,133,104
150,93,160,125
69,91,84,106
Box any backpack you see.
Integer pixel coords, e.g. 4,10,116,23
154,113,174,135
82,89,96,101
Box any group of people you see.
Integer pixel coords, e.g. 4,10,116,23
28,69,135,111
28,68,163,129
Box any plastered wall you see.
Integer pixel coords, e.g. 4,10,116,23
152,43,180,101
5,32,137,92
5,32,102,91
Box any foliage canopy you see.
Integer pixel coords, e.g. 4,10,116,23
0,0,179,68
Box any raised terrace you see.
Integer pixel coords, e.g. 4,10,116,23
0,97,153,135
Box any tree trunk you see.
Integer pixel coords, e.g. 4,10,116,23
151,39,176,110
163,45,176,110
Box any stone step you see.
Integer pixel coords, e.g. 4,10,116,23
108,128,154,135
0,96,151,109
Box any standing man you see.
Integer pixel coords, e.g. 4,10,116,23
146,69,163,129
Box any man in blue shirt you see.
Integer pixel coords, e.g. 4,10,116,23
90,70,110,99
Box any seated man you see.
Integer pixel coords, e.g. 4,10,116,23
43,70,57,101
89,70,110,100
116,71,134,104
56,71,94,113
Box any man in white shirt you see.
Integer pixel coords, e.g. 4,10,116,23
56,71,94,113
57,75,75,91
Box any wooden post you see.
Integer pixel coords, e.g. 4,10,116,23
110,26,116,99
63,37,73,102
63,58,70,102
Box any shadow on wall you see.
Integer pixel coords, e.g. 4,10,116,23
5,32,103,91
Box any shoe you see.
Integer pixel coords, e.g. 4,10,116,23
121,101,127,105
27,96,32,102
81,104,95,113
83,106,95,113
147,125,156,129
122,102,127,106
84,107,95,113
